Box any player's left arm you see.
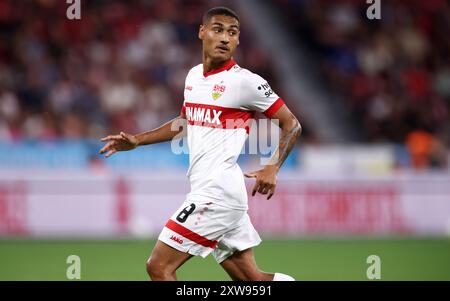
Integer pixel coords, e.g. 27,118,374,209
244,104,301,199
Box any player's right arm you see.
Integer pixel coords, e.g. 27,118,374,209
99,112,187,158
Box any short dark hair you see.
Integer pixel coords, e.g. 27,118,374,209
202,7,240,25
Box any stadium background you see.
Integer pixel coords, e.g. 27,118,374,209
1,0,450,280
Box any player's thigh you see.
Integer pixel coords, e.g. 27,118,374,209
220,248,263,281
147,240,193,272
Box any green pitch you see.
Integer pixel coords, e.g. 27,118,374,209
1,238,449,280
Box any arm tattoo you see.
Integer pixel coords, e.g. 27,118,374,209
268,120,302,170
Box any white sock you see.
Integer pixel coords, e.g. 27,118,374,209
273,272,295,281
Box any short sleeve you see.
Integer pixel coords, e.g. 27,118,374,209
181,66,195,116
240,72,285,118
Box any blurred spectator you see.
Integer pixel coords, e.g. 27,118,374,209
406,129,435,169
406,128,448,170
0,0,283,142
274,0,450,169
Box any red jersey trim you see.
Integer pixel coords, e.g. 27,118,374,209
263,97,285,118
165,219,218,249
183,102,255,134
203,59,237,77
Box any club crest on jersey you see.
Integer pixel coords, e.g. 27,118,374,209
212,81,226,100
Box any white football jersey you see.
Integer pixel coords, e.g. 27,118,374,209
181,59,284,210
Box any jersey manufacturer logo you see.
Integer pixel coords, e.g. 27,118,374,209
170,235,183,244
185,86,193,91
212,81,226,100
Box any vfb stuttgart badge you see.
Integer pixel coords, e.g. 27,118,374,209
212,81,226,100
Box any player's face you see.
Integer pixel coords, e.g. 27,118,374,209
199,15,240,62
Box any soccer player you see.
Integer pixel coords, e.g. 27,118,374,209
99,7,301,281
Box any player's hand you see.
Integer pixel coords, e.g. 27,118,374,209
99,132,138,158
244,165,278,200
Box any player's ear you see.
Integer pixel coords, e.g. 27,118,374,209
198,25,204,40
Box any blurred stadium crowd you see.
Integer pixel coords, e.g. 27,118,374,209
0,0,449,170
0,0,277,141
275,0,449,168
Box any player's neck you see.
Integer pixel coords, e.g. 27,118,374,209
202,55,232,75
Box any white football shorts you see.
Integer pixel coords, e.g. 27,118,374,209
158,200,262,263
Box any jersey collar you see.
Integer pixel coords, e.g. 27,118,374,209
203,59,236,78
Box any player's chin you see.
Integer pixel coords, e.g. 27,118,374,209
210,50,231,61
